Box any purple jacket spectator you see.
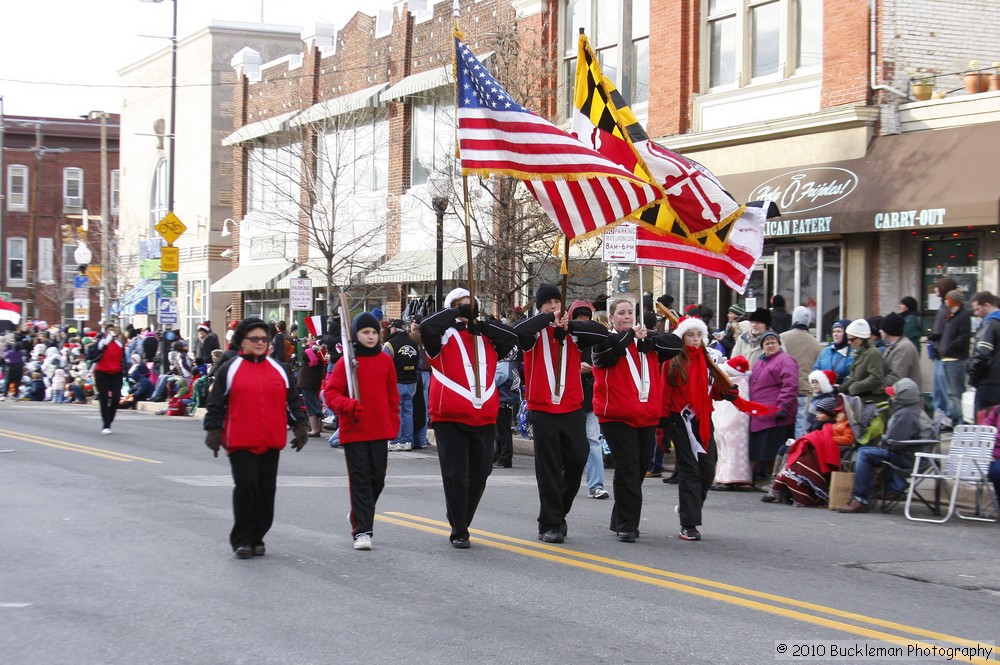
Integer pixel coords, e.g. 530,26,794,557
749,348,799,433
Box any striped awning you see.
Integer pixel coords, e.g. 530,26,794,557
380,53,492,103
209,262,297,293
291,83,389,126
362,246,479,285
222,110,302,146
113,279,160,316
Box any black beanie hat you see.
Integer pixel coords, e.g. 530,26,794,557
748,307,772,326
535,283,561,309
880,311,905,337
233,316,269,347
352,312,380,336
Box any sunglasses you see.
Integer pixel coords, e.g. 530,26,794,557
244,335,269,343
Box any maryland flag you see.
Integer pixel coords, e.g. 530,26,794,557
573,32,769,291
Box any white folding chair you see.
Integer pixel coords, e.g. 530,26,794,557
904,425,998,523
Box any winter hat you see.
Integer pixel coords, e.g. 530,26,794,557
759,330,781,347
771,294,786,309
845,318,871,339
728,303,745,317
657,294,674,308
880,311,905,337
232,317,269,347
444,288,470,308
945,289,965,306
674,315,708,342
866,316,882,336
569,300,594,319
808,369,836,394
748,308,772,326
534,283,561,309
390,319,405,330
726,355,750,374
684,303,701,317
791,306,811,326
832,318,851,332
370,308,384,321
130,353,142,365
198,322,211,332
352,312,380,336
814,396,838,418
899,296,918,314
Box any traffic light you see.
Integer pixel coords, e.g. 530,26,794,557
61,224,75,244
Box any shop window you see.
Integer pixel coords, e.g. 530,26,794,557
922,237,979,330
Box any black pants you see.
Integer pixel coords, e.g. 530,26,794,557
601,421,655,533
228,448,280,550
666,414,717,529
974,383,1000,416
434,421,495,541
4,363,23,397
94,371,123,429
343,440,388,538
531,410,588,533
493,403,514,466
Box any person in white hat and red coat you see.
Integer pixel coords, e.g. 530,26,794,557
419,287,518,548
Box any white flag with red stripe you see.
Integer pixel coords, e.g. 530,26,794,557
304,314,326,338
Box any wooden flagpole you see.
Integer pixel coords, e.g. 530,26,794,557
655,302,732,392
555,235,570,397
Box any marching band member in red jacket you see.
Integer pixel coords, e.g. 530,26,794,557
420,288,518,548
204,317,309,559
593,298,681,543
514,284,609,543
324,312,400,551
663,315,737,542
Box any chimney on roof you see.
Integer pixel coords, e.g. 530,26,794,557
303,23,335,51
231,47,261,81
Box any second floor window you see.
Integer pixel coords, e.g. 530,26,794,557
63,168,83,209
7,165,28,211
411,96,456,187
706,0,822,90
246,140,301,215
110,169,121,214
7,237,26,283
562,0,650,117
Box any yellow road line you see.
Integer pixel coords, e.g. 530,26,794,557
378,512,996,664
0,428,161,464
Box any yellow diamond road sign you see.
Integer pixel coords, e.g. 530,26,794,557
155,212,187,245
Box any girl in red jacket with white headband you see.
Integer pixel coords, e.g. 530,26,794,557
593,298,681,544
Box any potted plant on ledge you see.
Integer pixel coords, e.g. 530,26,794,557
909,71,935,101
964,60,989,94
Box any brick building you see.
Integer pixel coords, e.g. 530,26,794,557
0,114,119,327
220,0,1000,330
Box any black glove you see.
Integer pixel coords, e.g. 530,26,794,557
290,422,309,452
205,429,223,458
927,333,941,342
723,385,739,402
456,302,480,321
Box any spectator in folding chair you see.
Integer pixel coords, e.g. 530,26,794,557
967,291,1000,416
837,377,933,513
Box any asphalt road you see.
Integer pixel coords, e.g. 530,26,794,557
1,402,998,665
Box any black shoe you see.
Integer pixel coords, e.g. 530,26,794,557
617,531,637,543
679,527,701,541
539,529,564,544
252,544,266,556
760,494,778,503
234,545,253,559
493,461,511,468
451,537,471,549
662,473,679,484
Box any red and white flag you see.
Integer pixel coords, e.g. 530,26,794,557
304,314,326,338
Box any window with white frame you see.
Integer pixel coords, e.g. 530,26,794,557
7,165,28,211
246,139,301,216
63,168,83,209
6,237,26,283
705,0,822,91
150,158,168,234
317,111,389,197
411,95,456,187
562,0,650,117
110,169,121,214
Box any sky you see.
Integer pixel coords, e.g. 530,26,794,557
0,0,398,118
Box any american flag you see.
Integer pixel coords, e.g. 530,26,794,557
455,37,660,239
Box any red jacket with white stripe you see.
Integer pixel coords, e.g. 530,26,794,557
592,332,663,429
203,354,305,455
419,308,518,427
323,352,400,444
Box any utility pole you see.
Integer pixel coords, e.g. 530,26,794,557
94,111,109,323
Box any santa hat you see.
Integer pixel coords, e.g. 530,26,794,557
808,369,837,394
198,322,211,332
725,355,750,375
673,315,708,342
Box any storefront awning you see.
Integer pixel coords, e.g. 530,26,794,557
362,246,479,285
209,263,297,293
291,83,388,126
719,123,1000,238
113,279,159,316
222,109,302,146
380,52,492,102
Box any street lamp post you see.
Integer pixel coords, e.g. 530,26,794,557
428,174,450,310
